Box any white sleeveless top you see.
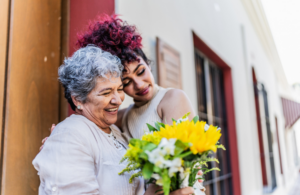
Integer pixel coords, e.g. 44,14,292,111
121,85,171,141
33,114,144,195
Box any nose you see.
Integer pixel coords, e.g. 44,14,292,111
111,91,123,105
133,78,144,90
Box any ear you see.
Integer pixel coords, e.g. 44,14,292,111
71,96,80,107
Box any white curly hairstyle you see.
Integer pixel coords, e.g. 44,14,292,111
58,45,123,110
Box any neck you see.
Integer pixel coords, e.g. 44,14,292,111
75,109,111,134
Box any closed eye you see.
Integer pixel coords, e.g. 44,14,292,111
137,69,145,76
123,80,131,87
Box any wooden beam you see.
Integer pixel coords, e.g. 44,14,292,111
1,0,62,194
0,0,10,157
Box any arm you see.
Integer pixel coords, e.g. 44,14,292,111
157,89,196,125
33,130,100,194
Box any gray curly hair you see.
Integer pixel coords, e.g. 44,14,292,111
58,45,123,110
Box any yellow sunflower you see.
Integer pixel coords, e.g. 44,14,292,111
155,120,222,154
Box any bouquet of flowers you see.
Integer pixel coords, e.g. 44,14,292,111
119,113,225,195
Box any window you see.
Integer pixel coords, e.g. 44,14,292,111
195,50,233,195
259,84,277,192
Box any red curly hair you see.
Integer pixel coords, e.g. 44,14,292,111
77,14,146,64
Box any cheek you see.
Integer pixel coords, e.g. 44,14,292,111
124,85,135,95
90,97,107,111
144,69,154,83
120,92,125,102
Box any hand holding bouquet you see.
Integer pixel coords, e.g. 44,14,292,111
119,113,225,195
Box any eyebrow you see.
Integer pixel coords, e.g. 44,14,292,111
122,64,143,81
133,64,143,73
99,84,123,93
99,88,111,93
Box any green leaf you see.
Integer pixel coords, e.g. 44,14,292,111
203,167,220,175
147,123,158,132
192,115,199,124
217,144,226,150
155,123,162,131
182,112,191,119
143,143,157,151
174,140,188,156
153,166,161,173
139,152,148,160
156,122,166,128
176,151,193,159
142,162,154,179
162,170,171,195
172,118,177,123
170,173,178,191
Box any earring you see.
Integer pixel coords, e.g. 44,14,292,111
77,105,81,110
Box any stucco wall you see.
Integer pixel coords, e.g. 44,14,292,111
115,0,298,194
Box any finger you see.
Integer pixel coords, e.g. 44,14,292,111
42,137,48,144
39,145,43,151
198,179,204,183
50,124,55,133
197,170,203,175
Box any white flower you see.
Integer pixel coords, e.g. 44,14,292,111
162,138,176,155
151,173,161,180
146,148,168,168
204,124,210,131
154,156,168,168
146,138,179,169
157,138,168,148
168,158,183,177
151,173,164,186
176,117,189,125
180,171,189,188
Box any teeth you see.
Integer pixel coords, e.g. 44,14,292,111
107,108,118,112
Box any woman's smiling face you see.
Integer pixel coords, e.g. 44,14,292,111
79,74,125,129
122,57,155,102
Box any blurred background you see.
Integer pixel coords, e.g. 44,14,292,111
0,0,299,194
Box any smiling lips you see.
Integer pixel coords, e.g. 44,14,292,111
136,86,150,96
104,107,118,114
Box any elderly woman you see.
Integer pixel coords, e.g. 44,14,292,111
33,45,145,195
33,45,193,195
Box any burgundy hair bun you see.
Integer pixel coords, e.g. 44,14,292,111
77,14,143,64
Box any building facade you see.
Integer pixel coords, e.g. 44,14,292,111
0,0,299,194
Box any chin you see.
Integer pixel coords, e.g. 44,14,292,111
105,117,117,126
135,91,153,102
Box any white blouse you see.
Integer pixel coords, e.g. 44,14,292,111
32,114,144,195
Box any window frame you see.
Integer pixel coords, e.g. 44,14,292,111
194,49,233,195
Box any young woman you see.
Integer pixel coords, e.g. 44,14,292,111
76,15,196,142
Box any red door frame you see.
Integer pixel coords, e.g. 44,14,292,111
252,68,268,186
68,0,115,115
193,32,241,195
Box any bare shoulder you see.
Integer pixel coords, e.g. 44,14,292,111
161,88,189,105
157,89,191,118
